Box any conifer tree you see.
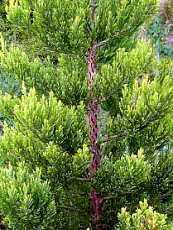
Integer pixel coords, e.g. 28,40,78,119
0,0,173,229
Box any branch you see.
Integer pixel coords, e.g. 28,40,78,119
101,109,165,145
101,131,128,144
70,192,89,197
159,190,173,200
57,205,86,213
69,177,91,182
103,193,135,200
90,0,97,21
96,17,149,49
96,33,120,48
96,28,134,49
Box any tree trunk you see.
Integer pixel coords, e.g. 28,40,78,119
87,44,103,229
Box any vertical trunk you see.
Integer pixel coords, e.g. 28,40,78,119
87,44,101,174
87,44,103,229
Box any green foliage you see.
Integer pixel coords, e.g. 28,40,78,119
32,0,90,55
0,126,46,167
117,199,173,230
0,47,87,104
11,89,87,152
6,0,32,31
95,41,156,114
93,149,151,194
95,42,173,155
147,152,173,217
0,0,173,229
0,1,7,25
3,0,157,61
116,75,173,153
0,42,173,228
0,129,91,229
54,55,87,105
0,91,19,126
96,0,158,61
4,0,90,56
0,162,56,229
0,47,57,95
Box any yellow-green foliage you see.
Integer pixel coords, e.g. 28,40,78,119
117,199,173,229
0,47,87,104
0,88,87,153
0,0,173,229
0,163,56,229
0,41,173,228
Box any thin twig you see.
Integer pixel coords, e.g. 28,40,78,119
69,177,91,182
57,205,86,213
101,131,128,144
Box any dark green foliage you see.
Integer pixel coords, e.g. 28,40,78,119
3,0,157,61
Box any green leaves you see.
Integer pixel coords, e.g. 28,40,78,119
1,0,173,228
93,42,173,155
92,149,151,194
3,0,157,61
0,88,88,174
0,47,56,95
13,89,87,153
6,0,31,29
0,163,56,229
95,0,157,42
117,75,173,153
55,55,87,105
95,41,155,114
95,0,157,61
117,199,173,230
120,76,173,125
0,92,19,126
0,47,88,105
0,127,46,167
31,0,90,55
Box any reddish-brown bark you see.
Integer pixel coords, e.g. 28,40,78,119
87,44,103,229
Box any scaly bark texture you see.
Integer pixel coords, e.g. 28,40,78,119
87,44,101,174
87,44,103,229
